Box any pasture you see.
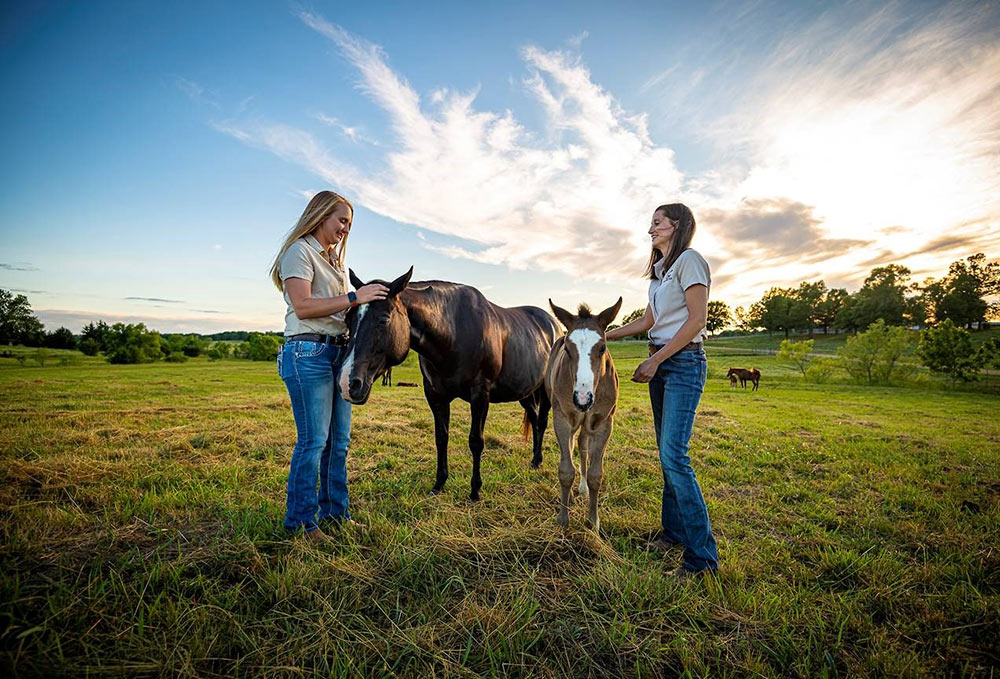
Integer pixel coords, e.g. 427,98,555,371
1,343,998,677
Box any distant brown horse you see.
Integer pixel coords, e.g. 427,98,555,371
727,367,760,391
545,298,621,533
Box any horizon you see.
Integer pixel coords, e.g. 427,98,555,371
2,1,999,334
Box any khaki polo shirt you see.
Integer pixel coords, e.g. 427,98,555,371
278,234,349,337
647,248,711,344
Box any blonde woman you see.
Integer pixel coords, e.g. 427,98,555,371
271,191,388,541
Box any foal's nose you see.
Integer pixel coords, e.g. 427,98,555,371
349,377,363,395
573,391,594,411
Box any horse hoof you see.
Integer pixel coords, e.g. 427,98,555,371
430,485,445,495
530,460,542,469
468,493,481,503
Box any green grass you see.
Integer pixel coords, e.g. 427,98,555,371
1,345,998,677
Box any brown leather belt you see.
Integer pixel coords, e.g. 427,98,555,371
288,333,349,347
648,341,702,357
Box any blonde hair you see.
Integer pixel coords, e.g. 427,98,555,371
270,191,354,291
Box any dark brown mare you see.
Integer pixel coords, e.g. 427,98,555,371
338,267,560,501
727,367,761,391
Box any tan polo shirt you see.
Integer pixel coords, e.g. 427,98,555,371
647,248,711,344
278,234,349,337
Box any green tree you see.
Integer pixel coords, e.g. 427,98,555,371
45,327,77,350
104,323,163,364
932,254,999,329
852,265,912,328
247,333,281,361
778,338,813,376
607,307,645,333
917,319,981,385
182,335,205,357
838,319,914,383
756,288,810,337
31,348,51,367
0,289,45,346
817,288,848,334
80,321,112,352
79,338,102,356
793,281,827,334
705,301,731,336
733,305,757,333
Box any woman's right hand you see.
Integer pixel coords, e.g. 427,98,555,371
356,283,390,304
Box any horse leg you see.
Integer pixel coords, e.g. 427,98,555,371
518,394,540,468
553,412,575,529
468,391,490,502
576,427,590,498
427,394,451,494
586,419,612,534
532,387,550,469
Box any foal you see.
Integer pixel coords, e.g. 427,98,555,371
545,298,621,532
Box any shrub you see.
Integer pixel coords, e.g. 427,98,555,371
917,320,981,385
805,358,838,384
104,323,163,364
79,338,101,356
246,333,282,361
164,353,188,363
778,338,814,376
838,319,914,383
31,348,51,367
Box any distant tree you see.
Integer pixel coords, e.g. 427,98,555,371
917,319,980,385
793,281,827,334
932,254,999,329
45,327,77,350
104,323,163,364
838,319,914,383
816,287,848,333
852,265,912,328
247,333,281,361
80,321,111,352
0,289,46,346
31,348,51,367
733,305,757,333
79,338,101,356
206,342,233,361
705,301,731,336
778,338,814,376
755,288,810,337
977,337,1000,373
181,335,204,357
606,307,645,333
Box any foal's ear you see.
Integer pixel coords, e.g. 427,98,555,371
388,266,414,297
597,297,623,331
349,268,365,290
549,299,575,331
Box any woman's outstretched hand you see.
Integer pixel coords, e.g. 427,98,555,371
356,283,390,304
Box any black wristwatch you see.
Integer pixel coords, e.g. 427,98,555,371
347,291,359,307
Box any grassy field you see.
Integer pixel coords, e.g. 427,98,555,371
2,343,998,677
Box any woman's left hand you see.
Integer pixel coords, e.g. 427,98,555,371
631,357,660,383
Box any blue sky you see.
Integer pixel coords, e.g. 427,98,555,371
2,0,998,333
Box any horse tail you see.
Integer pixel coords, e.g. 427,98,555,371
521,411,531,441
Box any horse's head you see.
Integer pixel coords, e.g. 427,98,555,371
727,367,736,378
338,267,413,405
549,297,622,412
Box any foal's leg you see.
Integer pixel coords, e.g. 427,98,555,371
427,393,451,494
532,387,551,469
468,389,491,502
586,419,613,534
554,412,576,529
576,428,590,498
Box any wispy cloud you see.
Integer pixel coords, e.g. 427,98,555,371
124,297,185,304
313,112,380,145
1,262,39,271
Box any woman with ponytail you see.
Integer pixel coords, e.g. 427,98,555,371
605,203,718,577
271,191,388,541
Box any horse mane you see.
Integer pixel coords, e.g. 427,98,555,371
576,304,593,318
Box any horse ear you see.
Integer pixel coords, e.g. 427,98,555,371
549,299,575,330
597,297,623,330
388,266,413,297
349,268,365,290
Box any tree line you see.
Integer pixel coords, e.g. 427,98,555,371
0,289,285,364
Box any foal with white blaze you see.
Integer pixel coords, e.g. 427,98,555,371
545,298,622,532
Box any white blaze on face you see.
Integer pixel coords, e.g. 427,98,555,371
338,304,368,400
568,328,601,403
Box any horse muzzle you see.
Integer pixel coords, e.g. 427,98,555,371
573,391,594,412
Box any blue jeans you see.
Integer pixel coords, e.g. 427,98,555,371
277,339,352,533
649,348,718,571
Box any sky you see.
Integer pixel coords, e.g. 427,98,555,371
1,0,998,334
